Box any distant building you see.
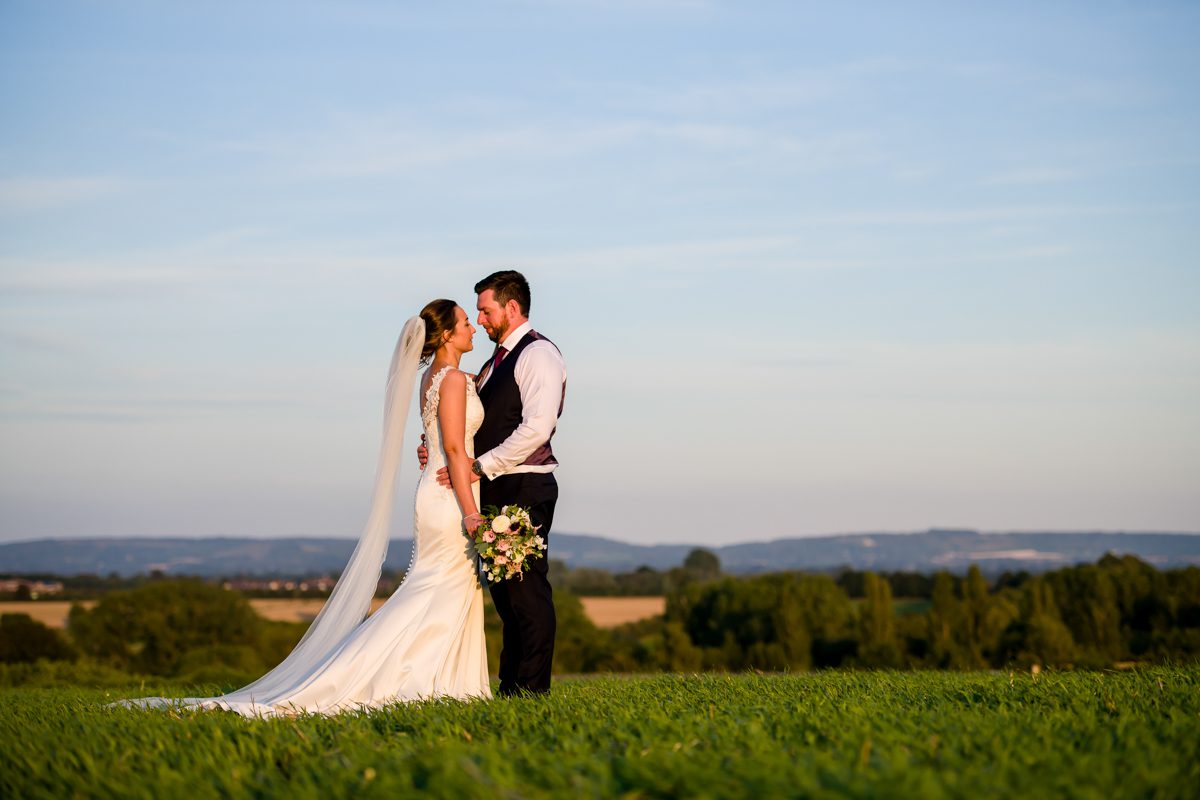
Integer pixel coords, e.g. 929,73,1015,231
0,579,65,599
220,576,336,593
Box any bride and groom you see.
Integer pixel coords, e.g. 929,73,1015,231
127,270,566,715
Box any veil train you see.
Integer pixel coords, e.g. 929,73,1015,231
120,315,427,711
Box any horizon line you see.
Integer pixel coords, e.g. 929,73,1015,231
2,528,1199,550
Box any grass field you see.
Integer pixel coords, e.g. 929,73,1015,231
2,667,1197,799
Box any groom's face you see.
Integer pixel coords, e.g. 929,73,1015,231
476,289,511,344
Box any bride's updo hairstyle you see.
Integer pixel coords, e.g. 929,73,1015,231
418,299,459,365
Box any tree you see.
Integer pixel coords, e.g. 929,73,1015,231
562,567,618,596
69,580,262,675
1039,560,1130,665
615,566,665,596
661,620,703,671
859,572,901,667
928,571,962,667
682,548,721,580
963,565,992,667
794,575,857,668
669,572,855,671
999,578,1076,667
772,581,812,669
0,614,77,663
547,591,618,673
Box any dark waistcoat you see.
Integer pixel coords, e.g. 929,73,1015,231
475,330,564,467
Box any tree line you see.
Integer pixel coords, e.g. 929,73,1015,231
630,552,1200,672
2,552,1197,685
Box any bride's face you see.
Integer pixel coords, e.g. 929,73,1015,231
446,306,475,353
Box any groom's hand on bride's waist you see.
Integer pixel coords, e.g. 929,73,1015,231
435,465,480,488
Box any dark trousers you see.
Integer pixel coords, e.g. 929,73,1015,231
481,471,557,695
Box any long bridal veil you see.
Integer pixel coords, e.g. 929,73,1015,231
169,315,426,709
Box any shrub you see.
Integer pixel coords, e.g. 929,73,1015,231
69,580,262,675
0,614,77,663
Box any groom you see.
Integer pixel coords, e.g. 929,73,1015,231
431,270,566,696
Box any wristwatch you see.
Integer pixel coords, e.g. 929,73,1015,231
471,459,484,477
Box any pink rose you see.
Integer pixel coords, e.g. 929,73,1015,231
483,530,496,543
497,540,510,552
494,555,508,565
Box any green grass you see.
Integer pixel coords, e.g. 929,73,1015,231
2,668,1198,799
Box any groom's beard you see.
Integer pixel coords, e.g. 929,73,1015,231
488,319,511,343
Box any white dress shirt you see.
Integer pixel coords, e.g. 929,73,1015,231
475,320,567,480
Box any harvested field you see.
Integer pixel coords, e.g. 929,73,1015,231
0,601,92,628
247,597,388,623
578,596,665,627
0,595,665,629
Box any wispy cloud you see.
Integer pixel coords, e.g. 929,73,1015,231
522,234,851,276
742,331,1200,404
0,393,315,424
204,111,881,180
515,0,718,13
946,59,1165,109
602,58,916,116
1007,244,1075,259
789,204,1135,227
0,259,210,297
983,167,1083,186
0,327,89,357
0,177,143,212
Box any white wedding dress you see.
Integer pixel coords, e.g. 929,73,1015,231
122,318,490,716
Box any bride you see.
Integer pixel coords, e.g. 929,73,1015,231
123,300,491,715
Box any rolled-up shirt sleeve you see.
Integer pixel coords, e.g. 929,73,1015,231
476,341,566,479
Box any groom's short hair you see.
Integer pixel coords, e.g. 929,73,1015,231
475,270,531,317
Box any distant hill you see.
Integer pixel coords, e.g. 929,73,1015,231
2,530,1198,577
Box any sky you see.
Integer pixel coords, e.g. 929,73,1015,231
1,1,1198,546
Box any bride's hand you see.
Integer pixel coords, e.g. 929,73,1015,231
463,513,484,537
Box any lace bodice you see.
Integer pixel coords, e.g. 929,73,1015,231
421,366,485,470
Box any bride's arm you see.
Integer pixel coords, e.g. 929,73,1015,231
437,370,482,534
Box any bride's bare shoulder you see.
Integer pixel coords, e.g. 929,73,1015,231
437,368,468,393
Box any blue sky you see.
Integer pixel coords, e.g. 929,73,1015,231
1,1,1197,546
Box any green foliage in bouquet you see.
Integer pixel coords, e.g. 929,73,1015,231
472,505,547,582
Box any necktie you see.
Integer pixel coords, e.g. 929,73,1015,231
478,346,508,387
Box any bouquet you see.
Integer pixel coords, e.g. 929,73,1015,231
472,504,546,582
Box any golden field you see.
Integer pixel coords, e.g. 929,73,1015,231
0,595,665,630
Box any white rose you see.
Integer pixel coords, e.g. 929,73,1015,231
491,514,512,534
